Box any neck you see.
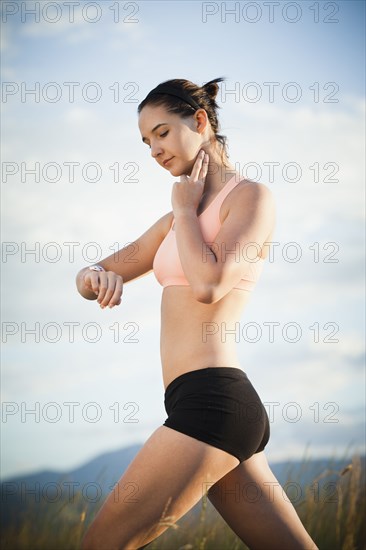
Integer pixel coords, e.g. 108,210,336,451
203,157,238,197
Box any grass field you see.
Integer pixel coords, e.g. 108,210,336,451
2,454,365,550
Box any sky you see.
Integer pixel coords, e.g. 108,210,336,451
1,0,365,480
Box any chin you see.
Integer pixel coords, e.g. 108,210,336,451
168,161,184,177
175,161,193,177
173,167,184,176
164,158,192,177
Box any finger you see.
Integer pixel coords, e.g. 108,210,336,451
85,272,100,295
99,272,117,307
190,150,205,181
192,150,205,181
82,272,92,291
107,277,123,308
199,153,209,181
101,275,123,308
96,272,109,304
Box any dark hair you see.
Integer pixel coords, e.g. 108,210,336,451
137,77,230,166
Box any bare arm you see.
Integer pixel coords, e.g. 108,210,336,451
75,210,173,307
174,182,275,304
173,211,217,301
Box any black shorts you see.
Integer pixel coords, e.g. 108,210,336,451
163,366,270,463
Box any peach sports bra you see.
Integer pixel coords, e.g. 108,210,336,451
153,175,265,292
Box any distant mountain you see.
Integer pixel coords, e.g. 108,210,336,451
1,443,364,530
1,443,143,528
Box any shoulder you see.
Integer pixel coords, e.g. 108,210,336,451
238,179,274,203
223,178,275,220
220,179,276,248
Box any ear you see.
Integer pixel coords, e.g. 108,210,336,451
194,108,208,134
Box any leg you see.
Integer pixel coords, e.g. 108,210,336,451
80,425,239,550
207,451,319,550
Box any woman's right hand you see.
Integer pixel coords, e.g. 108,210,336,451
82,269,123,309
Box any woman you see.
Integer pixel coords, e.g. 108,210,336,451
77,78,318,550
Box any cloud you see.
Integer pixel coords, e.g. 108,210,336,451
1,7,364,477
16,0,146,47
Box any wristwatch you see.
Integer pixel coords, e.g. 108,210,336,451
89,265,105,272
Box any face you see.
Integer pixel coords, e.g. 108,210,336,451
138,104,207,177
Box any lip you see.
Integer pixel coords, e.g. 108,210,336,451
163,157,174,166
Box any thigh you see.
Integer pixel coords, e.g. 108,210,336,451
81,425,239,550
207,451,318,550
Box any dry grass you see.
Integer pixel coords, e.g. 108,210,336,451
1,453,365,550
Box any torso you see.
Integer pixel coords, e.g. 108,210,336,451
160,177,274,390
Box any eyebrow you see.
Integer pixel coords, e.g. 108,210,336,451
141,122,169,144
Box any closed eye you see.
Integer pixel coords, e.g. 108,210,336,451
146,131,169,149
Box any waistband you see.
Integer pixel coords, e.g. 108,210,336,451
164,366,247,395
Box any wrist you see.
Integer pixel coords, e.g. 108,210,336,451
88,264,105,272
174,209,198,221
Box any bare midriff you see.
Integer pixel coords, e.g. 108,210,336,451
160,285,253,390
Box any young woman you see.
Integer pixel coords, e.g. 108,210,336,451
77,78,318,550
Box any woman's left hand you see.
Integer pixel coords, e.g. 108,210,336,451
171,149,209,216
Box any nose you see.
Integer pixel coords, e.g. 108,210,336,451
150,142,163,160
